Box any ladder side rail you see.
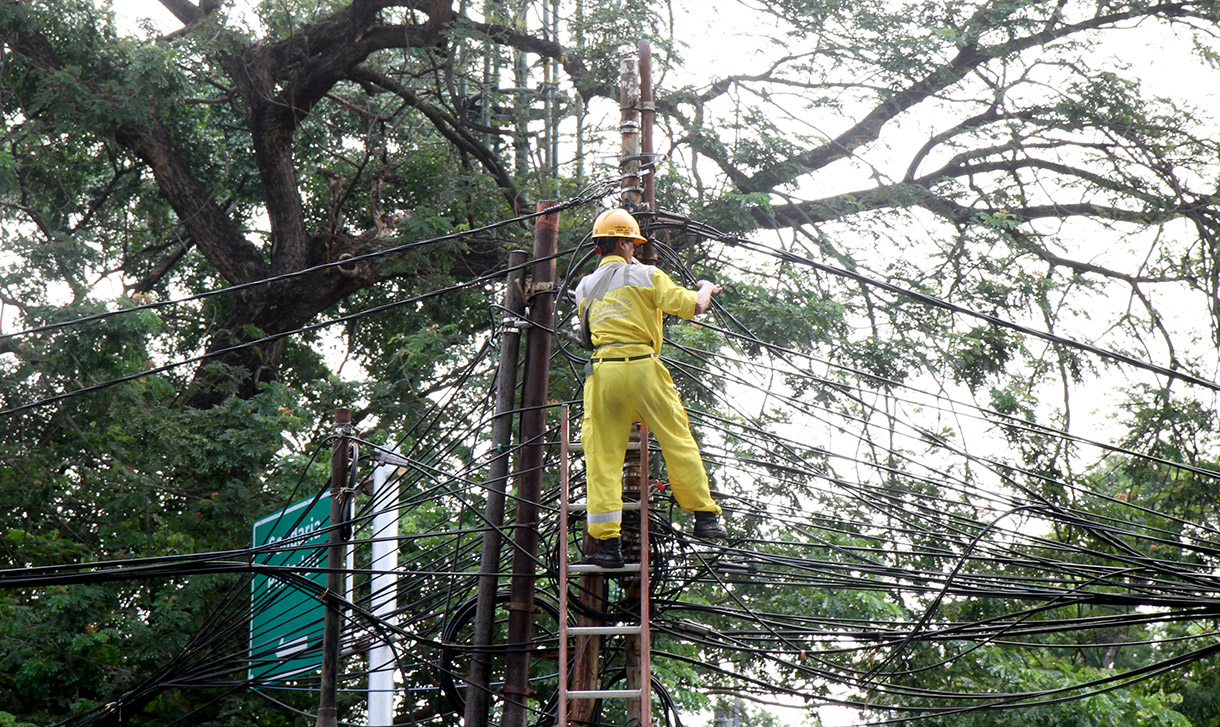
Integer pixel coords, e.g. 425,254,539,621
558,405,570,727
639,423,652,727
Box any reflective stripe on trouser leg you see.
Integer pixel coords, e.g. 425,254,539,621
587,510,622,526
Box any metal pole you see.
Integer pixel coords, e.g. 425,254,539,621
463,250,529,727
316,407,351,727
501,202,560,727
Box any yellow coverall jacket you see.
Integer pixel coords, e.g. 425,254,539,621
576,254,721,540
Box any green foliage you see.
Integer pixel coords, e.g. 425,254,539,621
947,325,1022,390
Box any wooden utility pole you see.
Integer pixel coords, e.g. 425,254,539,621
640,40,656,211
464,250,529,727
639,40,658,264
501,203,560,727
638,40,659,266
316,407,351,727
619,57,642,210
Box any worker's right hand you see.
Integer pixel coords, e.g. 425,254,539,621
697,280,723,295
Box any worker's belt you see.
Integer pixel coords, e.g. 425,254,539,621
593,353,656,362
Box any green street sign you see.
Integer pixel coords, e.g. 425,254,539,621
249,493,331,683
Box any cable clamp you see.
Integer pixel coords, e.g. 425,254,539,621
526,281,556,299
373,449,413,468
501,316,531,331
672,617,713,636
618,153,662,165
500,684,535,697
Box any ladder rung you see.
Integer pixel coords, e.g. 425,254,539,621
568,563,641,574
567,688,643,700
568,625,642,636
568,501,642,512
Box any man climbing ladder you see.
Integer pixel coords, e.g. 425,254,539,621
576,208,727,569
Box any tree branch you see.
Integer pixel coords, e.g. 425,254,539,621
724,1,1208,194
348,66,519,211
1,22,269,286
115,121,269,285
464,19,603,102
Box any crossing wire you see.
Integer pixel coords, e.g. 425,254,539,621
10,209,1220,725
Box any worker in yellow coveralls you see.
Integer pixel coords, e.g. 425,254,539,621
576,208,726,569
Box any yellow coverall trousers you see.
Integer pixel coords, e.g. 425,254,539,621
581,354,721,540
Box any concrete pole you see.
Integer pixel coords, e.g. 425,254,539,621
463,250,529,727
501,203,560,727
367,445,401,726
316,408,351,727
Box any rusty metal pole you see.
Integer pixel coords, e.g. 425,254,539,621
464,250,529,727
501,202,560,727
316,408,351,727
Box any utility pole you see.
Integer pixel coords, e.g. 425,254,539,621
639,40,658,264
464,250,529,727
367,443,401,726
619,56,642,210
639,40,656,211
501,202,560,727
316,407,351,727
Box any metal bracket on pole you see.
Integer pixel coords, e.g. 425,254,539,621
526,280,556,300
371,449,412,468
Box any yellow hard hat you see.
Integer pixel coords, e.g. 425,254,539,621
591,209,647,244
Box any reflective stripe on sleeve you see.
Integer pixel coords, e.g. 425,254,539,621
586,510,622,524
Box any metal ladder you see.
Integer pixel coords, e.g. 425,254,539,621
558,405,652,727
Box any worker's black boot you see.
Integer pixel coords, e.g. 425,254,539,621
693,510,727,539
580,537,624,569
